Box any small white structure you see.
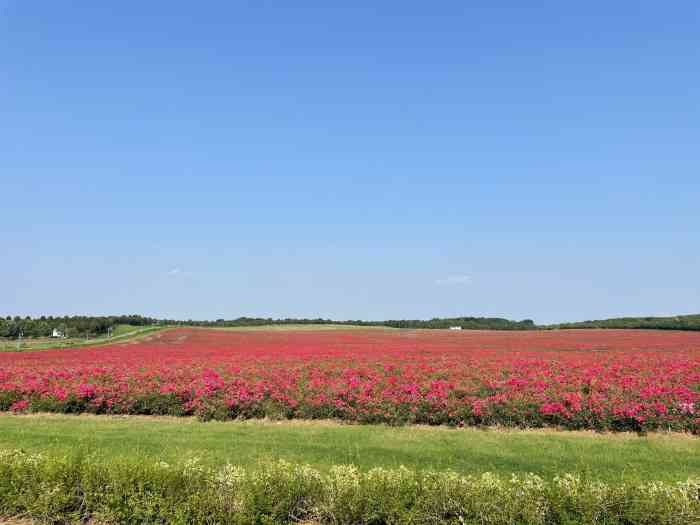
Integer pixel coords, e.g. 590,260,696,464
51,328,64,338
449,326,463,331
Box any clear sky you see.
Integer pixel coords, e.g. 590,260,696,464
1,2,699,323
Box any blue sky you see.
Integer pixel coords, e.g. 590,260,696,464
1,1,699,323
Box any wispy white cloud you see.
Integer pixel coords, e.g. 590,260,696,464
167,268,182,276
435,274,471,286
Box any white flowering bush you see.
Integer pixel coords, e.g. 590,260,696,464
549,473,622,523
622,479,700,525
0,449,698,524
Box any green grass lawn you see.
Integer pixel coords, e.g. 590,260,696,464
110,324,151,337
1,414,697,482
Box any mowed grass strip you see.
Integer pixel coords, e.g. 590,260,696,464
0,414,697,482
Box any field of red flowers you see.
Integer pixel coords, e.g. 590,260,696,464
1,328,698,432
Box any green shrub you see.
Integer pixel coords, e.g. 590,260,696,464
0,449,697,524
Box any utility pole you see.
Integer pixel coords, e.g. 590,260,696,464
17,330,23,351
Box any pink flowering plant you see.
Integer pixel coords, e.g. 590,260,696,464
1,328,698,432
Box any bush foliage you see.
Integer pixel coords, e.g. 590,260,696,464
0,449,697,525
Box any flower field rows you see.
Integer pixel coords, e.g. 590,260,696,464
1,328,699,432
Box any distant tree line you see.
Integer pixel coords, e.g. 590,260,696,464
0,314,536,338
4,313,699,339
369,317,537,330
165,316,537,331
0,315,158,339
553,314,700,331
